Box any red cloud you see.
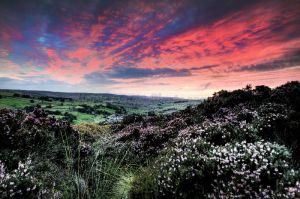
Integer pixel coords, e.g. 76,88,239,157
2,0,299,97
153,1,300,72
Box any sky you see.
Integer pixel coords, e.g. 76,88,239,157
0,0,300,98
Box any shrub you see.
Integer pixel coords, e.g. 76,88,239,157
148,111,156,117
0,108,129,199
47,110,62,115
0,158,41,198
63,112,77,123
38,96,52,102
116,82,300,198
0,108,79,198
21,94,31,98
24,105,41,112
208,141,300,198
13,93,20,97
177,105,261,146
253,85,271,101
130,168,159,199
122,114,144,125
252,103,300,160
116,123,181,161
74,123,110,143
154,138,214,198
45,104,52,108
271,81,300,111
140,140,300,198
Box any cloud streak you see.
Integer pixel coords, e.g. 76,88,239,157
108,67,192,79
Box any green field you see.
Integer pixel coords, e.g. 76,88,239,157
0,89,201,124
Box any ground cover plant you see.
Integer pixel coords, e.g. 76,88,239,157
0,81,299,198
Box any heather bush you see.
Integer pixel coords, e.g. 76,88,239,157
132,139,300,199
116,126,173,162
0,107,137,198
208,141,300,198
0,108,79,169
154,138,213,198
1,81,299,198
270,81,300,110
112,82,300,199
0,158,40,198
0,108,78,197
116,117,187,162
252,103,300,160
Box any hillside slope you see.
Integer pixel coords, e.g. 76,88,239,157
113,81,300,198
116,81,300,160
0,81,299,198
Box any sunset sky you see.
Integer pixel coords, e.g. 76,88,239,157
0,0,300,98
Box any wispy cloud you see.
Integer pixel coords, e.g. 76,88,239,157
84,72,117,84
107,67,192,79
234,50,300,72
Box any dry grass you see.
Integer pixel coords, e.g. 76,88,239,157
73,123,110,139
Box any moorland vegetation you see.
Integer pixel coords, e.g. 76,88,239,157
0,81,300,198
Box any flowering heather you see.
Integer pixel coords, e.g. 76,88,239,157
0,82,300,198
209,141,299,198
0,158,39,198
122,82,300,198
0,108,80,198
148,139,300,198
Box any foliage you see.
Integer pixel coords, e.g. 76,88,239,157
116,117,187,161
130,168,159,199
111,172,135,199
74,123,110,143
1,81,300,198
0,158,42,198
131,138,300,198
117,82,300,198
208,141,300,198
0,108,81,198
63,112,77,123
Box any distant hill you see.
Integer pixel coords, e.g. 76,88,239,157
0,89,201,123
0,89,188,100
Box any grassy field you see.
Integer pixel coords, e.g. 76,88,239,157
0,89,201,124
